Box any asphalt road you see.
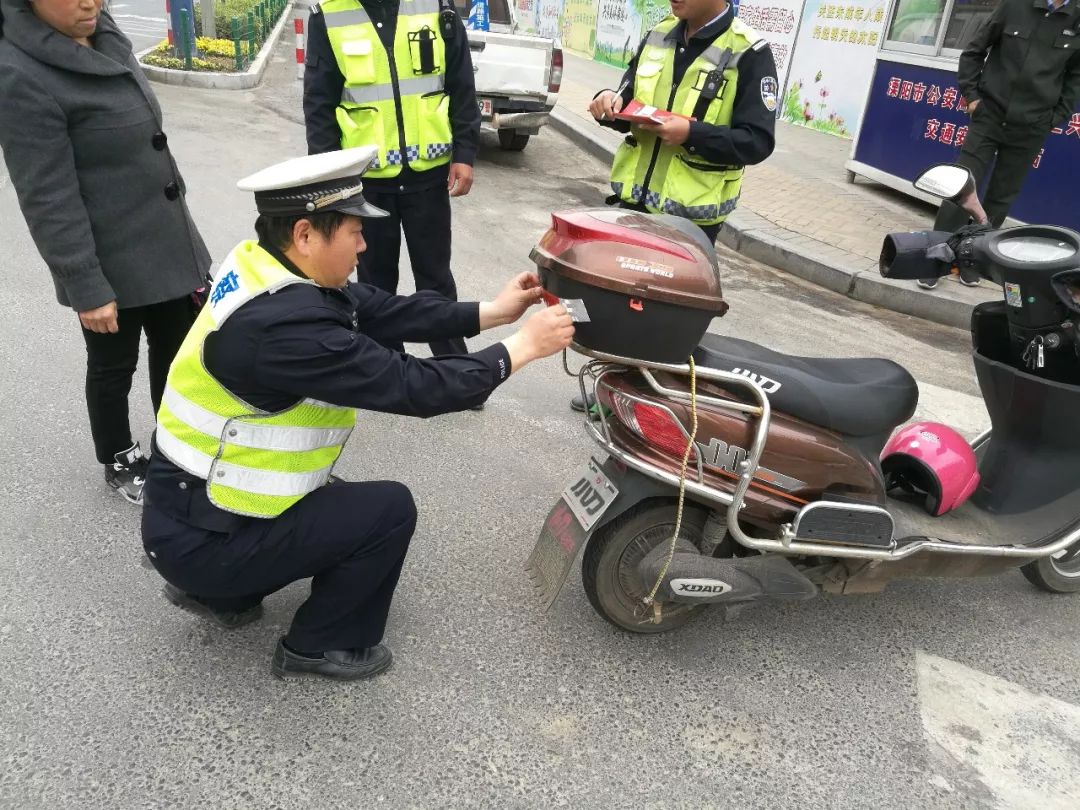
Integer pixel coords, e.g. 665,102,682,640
1,35,1078,810
107,0,169,53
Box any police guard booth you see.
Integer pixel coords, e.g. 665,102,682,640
845,0,1080,229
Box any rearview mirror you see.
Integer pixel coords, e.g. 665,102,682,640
914,164,974,201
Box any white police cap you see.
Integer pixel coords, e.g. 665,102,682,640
236,146,389,218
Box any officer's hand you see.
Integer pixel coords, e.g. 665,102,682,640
501,305,575,372
79,301,119,334
480,272,544,329
639,116,692,146
448,163,474,197
964,99,980,115
589,90,624,122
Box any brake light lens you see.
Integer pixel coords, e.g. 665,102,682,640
634,402,695,458
549,48,563,94
602,389,695,460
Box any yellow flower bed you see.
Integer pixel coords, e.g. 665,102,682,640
142,38,245,73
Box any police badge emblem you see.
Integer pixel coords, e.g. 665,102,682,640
760,77,778,112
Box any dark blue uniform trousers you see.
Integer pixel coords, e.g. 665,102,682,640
142,479,417,652
355,186,468,357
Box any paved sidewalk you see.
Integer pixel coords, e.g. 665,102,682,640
552,52,997,329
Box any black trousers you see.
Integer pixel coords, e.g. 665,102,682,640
81,296,197,465
356,186,467,356
933,110,1048,231
142,479,417,652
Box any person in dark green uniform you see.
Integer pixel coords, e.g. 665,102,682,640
921,0,1080,289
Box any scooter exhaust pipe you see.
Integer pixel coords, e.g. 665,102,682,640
638,541,818,605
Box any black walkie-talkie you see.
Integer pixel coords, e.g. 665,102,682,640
438,0,457,40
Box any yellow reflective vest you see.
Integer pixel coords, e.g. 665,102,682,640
322,0,454,177
610,16,758,226
155,242,357,518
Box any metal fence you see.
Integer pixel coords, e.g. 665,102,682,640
171,0,289,71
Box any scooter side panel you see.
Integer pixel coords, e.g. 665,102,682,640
605,373,886,528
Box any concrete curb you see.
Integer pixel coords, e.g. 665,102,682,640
548,106,993,330
138,2,296,91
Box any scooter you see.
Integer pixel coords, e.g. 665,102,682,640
526,164,1080,633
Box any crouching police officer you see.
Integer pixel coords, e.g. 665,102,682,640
141,148,574,682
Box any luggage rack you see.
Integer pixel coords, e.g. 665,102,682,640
567,343,1080,562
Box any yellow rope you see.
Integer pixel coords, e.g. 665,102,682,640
644,355,698,607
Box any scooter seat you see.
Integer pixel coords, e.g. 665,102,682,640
693,334,918,437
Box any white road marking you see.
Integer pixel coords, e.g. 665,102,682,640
918,651,1080,808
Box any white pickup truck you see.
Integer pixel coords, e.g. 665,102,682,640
454,0,562,151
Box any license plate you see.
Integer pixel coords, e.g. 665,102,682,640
478,98,493,116
561,458,619,531
525,459,620,610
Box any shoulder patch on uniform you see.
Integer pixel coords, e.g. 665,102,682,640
760,76,778,112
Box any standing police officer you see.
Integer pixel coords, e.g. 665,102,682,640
922,0,1080,289
141,149,574,682
573,0,777,413
303,0,480,357
589,0,777,244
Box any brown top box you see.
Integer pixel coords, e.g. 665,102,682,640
529,209,729,315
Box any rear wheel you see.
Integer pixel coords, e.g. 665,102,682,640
498,129,530,151
1021,542,1080,593
581,501,711,634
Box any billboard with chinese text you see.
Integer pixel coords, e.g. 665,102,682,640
537,0,565,43
735,1,807,97
594,0,643,67
515,0,540,33
853,60,1080,228
561,0,601,55
782,0,889,137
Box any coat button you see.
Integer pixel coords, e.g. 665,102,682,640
164,181,180,200
228,428,237,437
178,481,188,490
152,131,168,150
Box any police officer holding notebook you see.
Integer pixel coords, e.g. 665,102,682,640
572,0,777,414
141,148,573,682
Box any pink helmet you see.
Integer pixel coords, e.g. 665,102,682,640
880,422,981,516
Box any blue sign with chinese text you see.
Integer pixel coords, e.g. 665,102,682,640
853,59,1080,229
467,0,490,31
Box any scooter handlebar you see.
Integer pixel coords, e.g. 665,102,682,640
879,230,956,281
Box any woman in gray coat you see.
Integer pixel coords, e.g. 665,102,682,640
0,0,212,505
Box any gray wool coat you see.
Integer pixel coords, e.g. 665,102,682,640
0,1,211,311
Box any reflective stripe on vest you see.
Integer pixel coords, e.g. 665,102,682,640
609,16,755,225
322,0,452,177
155,241,357,518
342,73,445,104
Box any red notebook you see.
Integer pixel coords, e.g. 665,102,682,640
613,99,696,125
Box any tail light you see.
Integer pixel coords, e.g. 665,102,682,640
600,389,695,460
548,48,563,94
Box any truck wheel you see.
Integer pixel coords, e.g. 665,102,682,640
1021,542,1080,593
498,130,530,151
581,501,710,634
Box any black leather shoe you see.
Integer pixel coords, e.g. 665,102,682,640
570,393,596,412
162,583,263,629
271,638,393,681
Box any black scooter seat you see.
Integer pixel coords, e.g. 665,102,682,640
693,334,919,437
